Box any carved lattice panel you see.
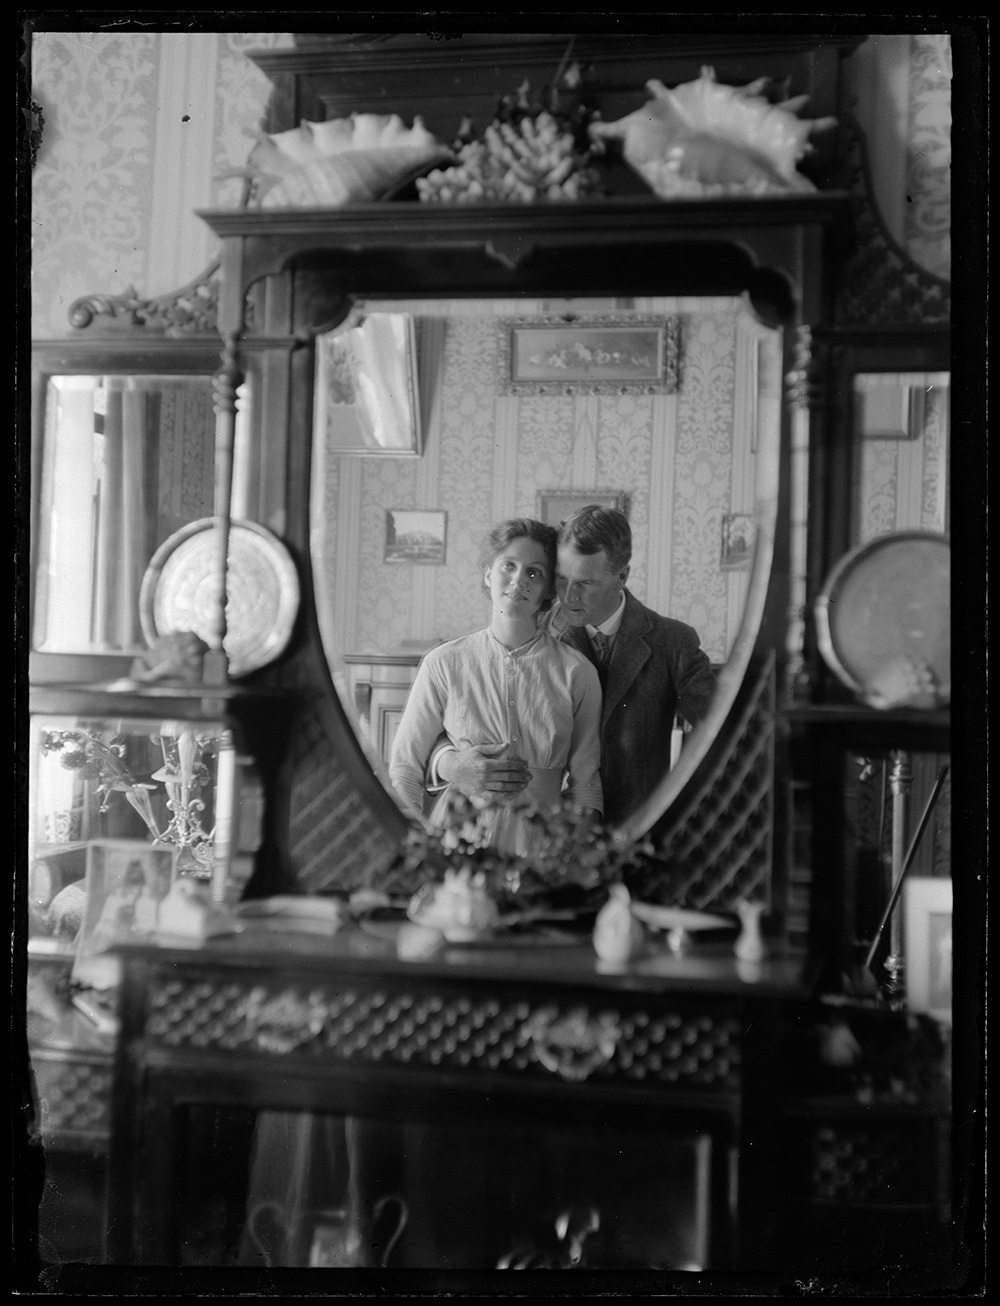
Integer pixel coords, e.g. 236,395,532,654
636,655,776,913
147,976,742,1093
804,1120,945,1207
30,1052,112,1144
287,710,397,893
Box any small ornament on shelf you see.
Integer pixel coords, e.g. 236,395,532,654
592,883,646,965
129,630,210,685
734,898,768,963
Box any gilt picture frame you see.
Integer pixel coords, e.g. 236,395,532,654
498,316,681,395
536,490,629,528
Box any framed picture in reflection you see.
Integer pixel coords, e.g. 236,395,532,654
537,490,628,528
384,509,447,565
73,841,177,989
903,876,952,1024
720,513,755,571
314,312,422,455
498,316,681,395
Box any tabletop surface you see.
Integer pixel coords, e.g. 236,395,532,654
114,920,815,999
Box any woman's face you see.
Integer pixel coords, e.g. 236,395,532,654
485,536,554,620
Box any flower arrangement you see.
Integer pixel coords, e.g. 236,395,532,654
373,791,656,915
40,728,160,837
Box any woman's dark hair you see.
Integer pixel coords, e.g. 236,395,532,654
480,518,558,610
557,505,632,575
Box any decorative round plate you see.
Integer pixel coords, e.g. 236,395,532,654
815,531,950,703
140,518,300,678
630,903,733,932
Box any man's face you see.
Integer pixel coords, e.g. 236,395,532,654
555,545,628,627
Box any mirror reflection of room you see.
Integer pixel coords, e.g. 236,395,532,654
311,296,781,821
33,373,252,656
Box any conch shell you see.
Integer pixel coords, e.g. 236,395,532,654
589,67,837,198
227,113,452,208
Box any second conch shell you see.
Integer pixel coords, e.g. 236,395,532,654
589,67,837,198
862,655,949,710
228,113,452,207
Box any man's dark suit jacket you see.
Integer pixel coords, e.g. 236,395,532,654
552,590,717,826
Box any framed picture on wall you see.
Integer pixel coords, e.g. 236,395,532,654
72,841,177,989
498,316,681,395
385,509,447,565
536,490,628,528
720,513,756,571
903,876,952,1024
313,312,422,455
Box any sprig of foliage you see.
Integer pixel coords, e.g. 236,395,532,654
40,729,148,814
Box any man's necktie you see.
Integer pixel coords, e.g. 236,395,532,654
592,631,609,664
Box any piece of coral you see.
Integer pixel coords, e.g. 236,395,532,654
588,67,837,198
230,114,452,207
417,109,600,203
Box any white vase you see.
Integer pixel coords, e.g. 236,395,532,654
734,900,767,963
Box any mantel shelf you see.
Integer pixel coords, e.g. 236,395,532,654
784,704,951,752
29,681,311,720
199,193,853,320
200,192,852,242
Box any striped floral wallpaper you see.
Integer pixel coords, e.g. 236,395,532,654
31,32,952,336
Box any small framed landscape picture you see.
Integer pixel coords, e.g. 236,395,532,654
536,490,628,528
903,876,953,1024
384,509,447,565
73,841,177,989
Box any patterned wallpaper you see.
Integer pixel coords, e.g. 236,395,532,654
313,299,775,670
30,31,293,336
845,33,952,280
30,32,951,335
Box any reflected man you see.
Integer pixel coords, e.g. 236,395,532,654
435,505,716,825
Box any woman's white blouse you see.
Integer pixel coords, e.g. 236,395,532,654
389,627,603,853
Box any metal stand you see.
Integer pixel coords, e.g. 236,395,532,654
882,750,912,994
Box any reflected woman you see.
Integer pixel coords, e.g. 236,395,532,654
388,518,603,854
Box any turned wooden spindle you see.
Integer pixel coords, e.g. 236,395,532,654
205,330,243,684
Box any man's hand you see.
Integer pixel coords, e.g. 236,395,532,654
437,745,531,803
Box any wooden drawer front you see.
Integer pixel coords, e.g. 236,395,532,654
31,1051,112,1144
146,977,742,1091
